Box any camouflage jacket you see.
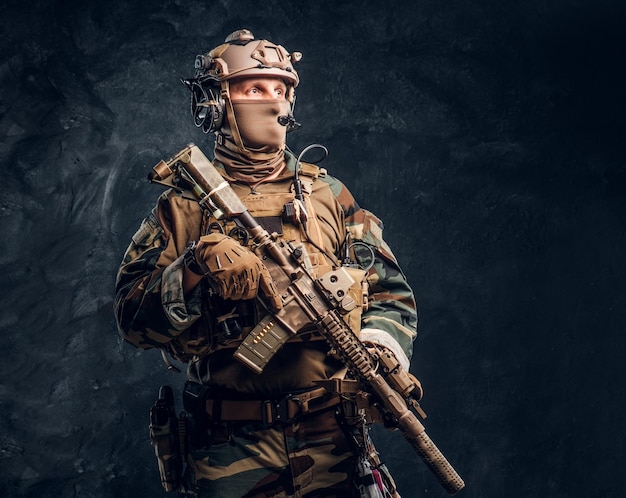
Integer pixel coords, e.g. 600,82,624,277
114,150,417,394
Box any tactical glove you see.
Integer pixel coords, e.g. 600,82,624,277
195,233,282,310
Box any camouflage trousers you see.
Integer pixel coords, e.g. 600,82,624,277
182,406,358,497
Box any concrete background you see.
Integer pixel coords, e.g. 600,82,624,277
1,0,625,496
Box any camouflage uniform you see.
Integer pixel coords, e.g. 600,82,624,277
184,404,357,497
115,149,417,497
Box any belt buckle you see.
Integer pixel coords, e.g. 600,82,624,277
262,394,300,424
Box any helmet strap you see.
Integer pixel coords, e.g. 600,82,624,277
220,80,249,156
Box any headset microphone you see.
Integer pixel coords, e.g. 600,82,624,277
278,114,301,133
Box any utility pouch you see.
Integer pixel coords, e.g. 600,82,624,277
182,381,213,450
149,385,187,492
341,266,369,337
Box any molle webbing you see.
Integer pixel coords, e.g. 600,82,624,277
194,166,336,353
200,165,332,278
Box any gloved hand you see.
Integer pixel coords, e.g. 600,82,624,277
195,233,282,310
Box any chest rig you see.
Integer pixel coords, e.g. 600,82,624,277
201,165,333,278
189,163,368,359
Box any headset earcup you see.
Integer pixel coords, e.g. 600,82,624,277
190,83,225,134
208,96,225,133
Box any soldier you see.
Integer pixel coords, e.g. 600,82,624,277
114,29,418,497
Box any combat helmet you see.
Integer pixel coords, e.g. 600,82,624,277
183,29,302,134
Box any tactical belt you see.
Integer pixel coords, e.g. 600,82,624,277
204,387,341,425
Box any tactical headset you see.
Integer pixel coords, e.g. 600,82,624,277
184,77,225,134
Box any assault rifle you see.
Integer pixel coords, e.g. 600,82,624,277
149,144,465,495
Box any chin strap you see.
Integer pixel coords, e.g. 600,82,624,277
220,80,249,156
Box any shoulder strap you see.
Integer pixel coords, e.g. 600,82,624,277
299,162,327,180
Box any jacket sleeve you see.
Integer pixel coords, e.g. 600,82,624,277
322,174,418,366
113,191,203,350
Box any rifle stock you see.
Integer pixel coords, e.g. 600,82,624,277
150,144,465,494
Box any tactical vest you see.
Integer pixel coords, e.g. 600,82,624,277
165,163,368,363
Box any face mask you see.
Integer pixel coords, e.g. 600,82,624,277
229,100,292,151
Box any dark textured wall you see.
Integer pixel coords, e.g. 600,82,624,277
1,1,625,497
